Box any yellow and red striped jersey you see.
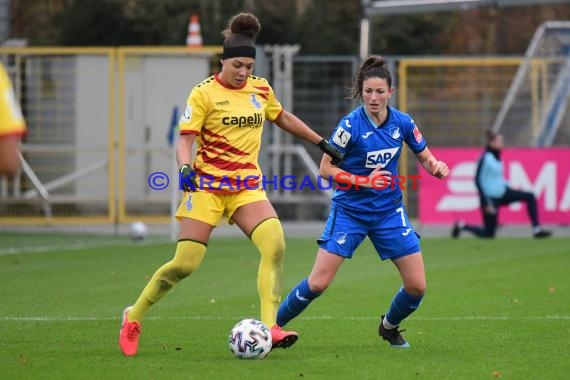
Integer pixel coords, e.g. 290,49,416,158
179,74,283,193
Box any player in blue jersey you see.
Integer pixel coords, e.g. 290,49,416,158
275,56,449,348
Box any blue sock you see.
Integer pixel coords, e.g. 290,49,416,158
277,278,320,327
385,287,424,326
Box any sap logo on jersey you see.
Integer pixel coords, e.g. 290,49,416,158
365,147,399,168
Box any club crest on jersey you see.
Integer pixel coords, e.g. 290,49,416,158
250,93,261,109
365,147,399,168
180,105,192,122
332,127,351,148
390,127,401,140
336,232,347,245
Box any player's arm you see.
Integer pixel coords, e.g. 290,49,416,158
320,153,362,188
0,135,22,176
415,147,449,179
177,133,196,166
176,87,205,191
177,133,197,191
320,154,391,189
273,110,321,144
273,110,343,165
320,153,345,179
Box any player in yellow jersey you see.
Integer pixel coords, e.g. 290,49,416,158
119,12,343,356
0,62,26,176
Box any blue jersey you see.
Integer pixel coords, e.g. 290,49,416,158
328,106,427,213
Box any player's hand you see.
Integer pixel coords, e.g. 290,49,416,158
431,160,449,179
179,164,197,192
366,167,392,189
317,139,343,166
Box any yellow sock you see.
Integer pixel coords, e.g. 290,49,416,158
128,240,206,322
250,218,285,327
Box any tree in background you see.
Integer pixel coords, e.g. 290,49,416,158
370,13,451,55
6,0,570,55
442,4,570,54
10,0,63,45
198,0,253,46
122,0,192,46
56,0,133,45
250,0,298,46
294,0,361,54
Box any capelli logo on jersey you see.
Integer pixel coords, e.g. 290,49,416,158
222,113,263,128
365,147,399,168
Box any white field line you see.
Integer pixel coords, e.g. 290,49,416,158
0,238,169,255
1,315,568,322
0,242,122,255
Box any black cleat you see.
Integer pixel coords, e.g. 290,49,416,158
379,315,410,348
451,222,461,239
534,230,552,239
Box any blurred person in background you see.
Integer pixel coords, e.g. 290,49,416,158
274,56,449,349
118,12,343,356
452,130,551,239
0,62,26,176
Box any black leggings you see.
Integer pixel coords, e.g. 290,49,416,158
463,187,539,238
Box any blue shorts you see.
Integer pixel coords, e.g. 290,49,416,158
317,204,421,261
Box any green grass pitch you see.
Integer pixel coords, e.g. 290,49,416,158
1,232,569,379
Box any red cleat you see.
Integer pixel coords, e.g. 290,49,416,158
270,324,298,349
118,306,141,356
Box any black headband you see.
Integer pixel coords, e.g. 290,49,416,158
222,46,256,59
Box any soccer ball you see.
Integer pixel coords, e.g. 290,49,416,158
129,221,148,242
228,318,272,359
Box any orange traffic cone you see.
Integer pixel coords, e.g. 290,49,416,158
186,14,203,47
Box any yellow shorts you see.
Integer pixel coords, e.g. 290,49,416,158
175,189,269,226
